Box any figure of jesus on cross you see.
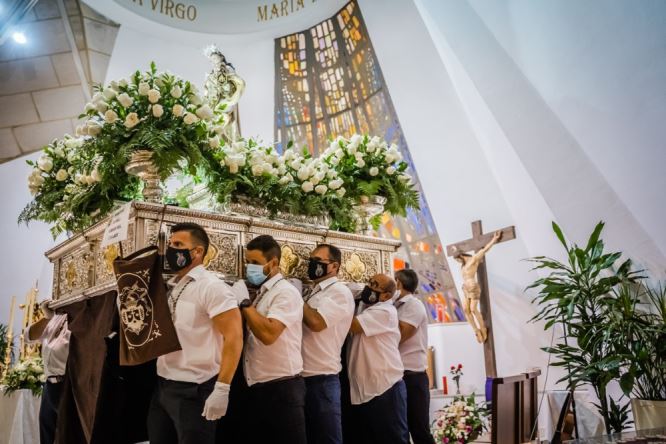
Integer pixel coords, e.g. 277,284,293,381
447,220,515,377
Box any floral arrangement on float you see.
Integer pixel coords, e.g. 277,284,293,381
2,355,46,396
19,62,420,236
431,394,488,444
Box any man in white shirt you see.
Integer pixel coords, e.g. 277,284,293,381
302,244,354,444
27,301,70,444
238,235,306,444
347,274,409,444
148,222,243,444
394,269,435,444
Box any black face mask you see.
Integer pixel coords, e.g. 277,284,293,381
360,285,381,305
165,246,194,272
308,259,329,281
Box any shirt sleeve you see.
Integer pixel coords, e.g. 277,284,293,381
357,306,394,337
315,286,354,328
267,284,303,327
399,299,426,328
202,279,239,318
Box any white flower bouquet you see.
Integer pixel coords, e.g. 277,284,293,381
2,355,46,396
79,62,220,179
431,394,488,444
320,134,419,229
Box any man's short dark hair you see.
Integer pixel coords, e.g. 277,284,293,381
247,235,281,262
314,243,342,264
395,268,418,293
171,222,209,255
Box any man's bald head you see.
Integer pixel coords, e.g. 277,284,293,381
369,273,396,302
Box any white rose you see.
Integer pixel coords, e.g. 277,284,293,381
251,164,264,176
172,104,185,117
347,143,358,154
356,159,366,168
170,85,183,98
208,135,220,148
103,88,116,100
117,93,133,108
289,159,302,170
315,184,328,195
277,165,287,175
91,168,101,182
110,80,119,90
399,174,411,183
154,77,164,87
329,156,340,166
369,167,379,176
190,94,203,106
213,125,225,135
86,120,103,136
55,169,68,181
138,82,150,95
124,112,140,129
152,104,164,117
67,151,78,163
104,109,118,123
91,92,104,103
297,166,310,181
147,89,161,104
228,163,239,174
53,145,65,158
95,101,108,113
75,125,86,136
328,178,343,190
84,102,96,113
118,79,128,88
38,156,53,172
386,166,396,175
336,187,346,197
195,104,213,120
183,112,199,125
301,181,314,193
278,174,293,185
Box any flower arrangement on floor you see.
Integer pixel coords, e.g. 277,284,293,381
19,62,420,235
431,394,488,444
2,355,46,396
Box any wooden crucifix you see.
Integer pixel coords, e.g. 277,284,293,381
446,221,516,378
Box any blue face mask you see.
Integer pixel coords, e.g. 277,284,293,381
246,263,268,286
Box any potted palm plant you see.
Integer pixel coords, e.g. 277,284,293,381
611,283,666,429
528,221,642,434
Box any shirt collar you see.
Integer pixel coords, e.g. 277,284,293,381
395,293,415,307
167,264,207,286
316,276,338,291
261,272,284,293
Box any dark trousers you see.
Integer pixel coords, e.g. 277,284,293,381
349,380,409,444
40,380,63,444
247,376,307,444
147,376,217,444
403,371,435,444
305,374,342,444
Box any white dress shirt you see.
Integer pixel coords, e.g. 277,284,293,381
302,276,354,377
27,313,70,378
395,294,429,372
157,265,238,384
244,273,303,386
347,301,404,405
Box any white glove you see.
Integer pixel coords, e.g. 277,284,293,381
230,280,249,304
202,381,230,420
40,300,54,319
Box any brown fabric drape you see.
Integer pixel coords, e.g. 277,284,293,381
113,246,181,365
56,291,155,444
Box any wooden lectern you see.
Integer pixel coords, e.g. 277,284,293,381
491,370,541,444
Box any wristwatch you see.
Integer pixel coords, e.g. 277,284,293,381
239,299,252,309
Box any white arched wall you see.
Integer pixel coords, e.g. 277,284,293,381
1,0,664,397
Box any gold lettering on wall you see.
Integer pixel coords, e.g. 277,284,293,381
258,0,311,22
130,0,198,22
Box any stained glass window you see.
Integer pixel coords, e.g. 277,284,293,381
275,1,462,323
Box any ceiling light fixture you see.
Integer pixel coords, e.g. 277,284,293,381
12,32,27,44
